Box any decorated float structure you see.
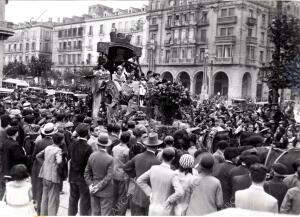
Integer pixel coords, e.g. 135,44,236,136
90,31,145,123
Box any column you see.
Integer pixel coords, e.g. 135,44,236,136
0,41,3,87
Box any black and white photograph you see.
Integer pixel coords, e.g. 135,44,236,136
0,0,300,216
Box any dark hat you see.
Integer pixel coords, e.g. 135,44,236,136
24,115,35,124
200,154,215,170
6,126,19,137
164,136,174,144
272,163,288,177
83,117,93,124
243,135,264,147
217,140,229,150
292,160,300,172
244,155,261,168
76,123,89,138
224,147,240,160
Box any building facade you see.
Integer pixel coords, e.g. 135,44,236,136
4,21,53,64
0,0,14,86
146,0,300,101
52,4,148,74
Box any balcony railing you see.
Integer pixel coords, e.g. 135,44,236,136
246,59,257,65
57,47,83,52
197,38,208,45
169,58,195,64
149,24,158,31
246,36,257,44
217,16,237,25
215,57,233,64
215,35,236,43
0,21,14,39
164,40,171,46
247,17,257,26
197,19,209,27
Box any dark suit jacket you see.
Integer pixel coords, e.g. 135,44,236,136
85,149,114,198
229,165,249,187
264,179,288,210
2,137,27,175
69,138,93,183
123,150,160,207
213,161,236,205
232,174,252,200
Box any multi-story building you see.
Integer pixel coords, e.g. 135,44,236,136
146,0,300,101
4,20,53,64
52,4,148,74
0,0,14,86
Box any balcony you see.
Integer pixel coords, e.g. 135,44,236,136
165,23,172,29
149,24,158,32
215,57,233,64
197,38,208,45
57,47,83,52
164,40,171,47
197,19,209,27
0,21,14,40
247,17,257,26
147,40,157,50
170,58,195,64
217,16,237,25
246,36,257,44
215,35,236,43
245,59,257,65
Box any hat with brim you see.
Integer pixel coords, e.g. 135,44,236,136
41,123,57,136
142,132,163,147
97,133,112,147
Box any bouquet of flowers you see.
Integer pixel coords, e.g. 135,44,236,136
145,82,189,125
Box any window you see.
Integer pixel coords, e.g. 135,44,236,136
14,44,16,51
25,56,29,63
19,44,23,51
78,41,82,49
31,42,35,51
8,44,11,51
249,9,254,17
112,23,116,28
73,28,77,37
125,21,129,31
77,54,81,64
179,0,183,6
200,29,207,42
72,54,76,64
228,27,234,35
217,45,232,58
172,48,178,58
150,32,157,41
68,29,72,37
182,48,187,58
260,51,264,62
58,55,62,64
165,50,170,62
78,27,83,36
59,42,62,50
58,30,63,38
89,26,93,35
248,28,253,37
261,32,265,42
183,14,187,22
63,42,67,50
190,13,195,22
68,41,72,49
87,53,91,64
100,24,104,34
262,14,266,25
152,17,157,25
189,28,195,41
136,36,141,45
45,43,49,52
247,45,255,59
167,16,172,26
26,43,29,51
73,41,77,49
68,54,71,64
63,55,66,64
199,48,205,61
229,8,235,16
221,8,235,17
181,29,187,41
88,39,92,48
174,29,179,40
201,11,208,22
175,14,180,21
169,0,174,6
220,28,226,36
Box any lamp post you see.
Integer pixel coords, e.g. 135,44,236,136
200,49,209,101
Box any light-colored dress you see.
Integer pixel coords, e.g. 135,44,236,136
174,171,195,216
5,180,36,216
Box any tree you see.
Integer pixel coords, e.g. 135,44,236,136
3,61,29,79
28,55,53,85
260,14,300,104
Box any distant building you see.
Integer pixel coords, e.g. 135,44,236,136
52,4,148,75
4,20,53,64
146,0,300,101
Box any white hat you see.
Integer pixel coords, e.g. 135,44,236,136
41,123,57,136
23,102,31,108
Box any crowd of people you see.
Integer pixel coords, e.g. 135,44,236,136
0,71,299,216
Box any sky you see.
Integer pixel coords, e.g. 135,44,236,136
6,0,148,24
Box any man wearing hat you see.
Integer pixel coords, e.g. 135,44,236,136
137,147,183,216
68,123,93,216
84,133,114,216
31,123,56,215
123,132,162,216
264,163,289,209
284,160,300,189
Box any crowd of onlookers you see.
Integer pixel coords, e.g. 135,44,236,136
0,91,299,216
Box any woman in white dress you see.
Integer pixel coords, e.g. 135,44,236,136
5,164,36,216
174,154,196,216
